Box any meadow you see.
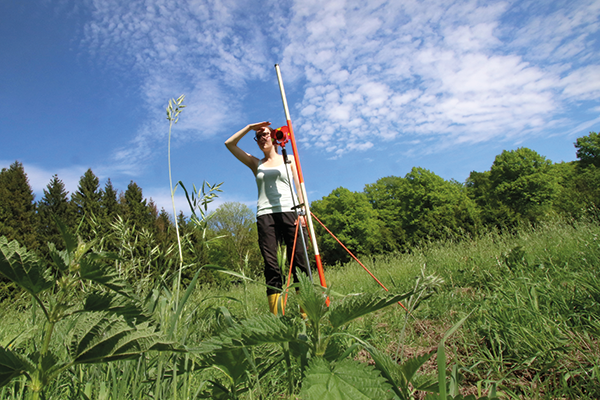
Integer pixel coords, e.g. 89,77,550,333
1,217,598,399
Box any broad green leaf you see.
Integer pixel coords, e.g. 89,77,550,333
0,346,34,387
329,291,411,329
300,358,393,400
83,292,150,323
47,242,70,272
69,313,172,364
401,351,436,390
194,314,297,354
212,349,250,384
359,340,404,399
79,257,131,297
340,333,406,399
0,237,53,295
297,272,329,325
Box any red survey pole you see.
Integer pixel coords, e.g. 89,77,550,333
274,64,328,293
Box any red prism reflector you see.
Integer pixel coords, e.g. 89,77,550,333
272,126,290,147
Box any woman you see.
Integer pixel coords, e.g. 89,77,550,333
225,121,310,315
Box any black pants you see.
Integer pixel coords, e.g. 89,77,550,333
257,212,310,295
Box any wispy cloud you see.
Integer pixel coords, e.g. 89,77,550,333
82,0,279,174
282,0,600,155
80,0,600,165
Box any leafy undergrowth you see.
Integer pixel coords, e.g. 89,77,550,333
0,218,598,399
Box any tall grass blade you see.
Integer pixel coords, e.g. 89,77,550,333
167,266,203,338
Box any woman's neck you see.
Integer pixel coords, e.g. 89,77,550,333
262,147,279,161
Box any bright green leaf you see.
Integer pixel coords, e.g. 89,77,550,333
0,346,34,387
0,237,53,295
300,358,393,400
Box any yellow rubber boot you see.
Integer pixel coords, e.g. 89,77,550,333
267,293,281,316
299,305,307,320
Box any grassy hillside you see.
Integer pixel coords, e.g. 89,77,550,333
1,218,598,399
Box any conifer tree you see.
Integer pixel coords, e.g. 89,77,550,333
154,208,177,272
71,169,102,240
0,161,38,250
156,208,175,246
101,178,120,225
37,174,73,251
122,181,153,229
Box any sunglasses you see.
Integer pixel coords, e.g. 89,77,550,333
253,132,272,142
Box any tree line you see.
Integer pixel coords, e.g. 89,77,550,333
311,131,600,264
1,131,598,284
0,165,263,291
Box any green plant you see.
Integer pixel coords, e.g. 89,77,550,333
184,271,412,399
0,219,174,399
166,94,186,304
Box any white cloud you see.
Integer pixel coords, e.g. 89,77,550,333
82,0,277,175
561,65,600,99
79,0,600,164
280,0,600,154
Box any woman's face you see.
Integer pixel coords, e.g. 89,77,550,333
255,127,274,150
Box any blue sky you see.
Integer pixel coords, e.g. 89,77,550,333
1,0,599,216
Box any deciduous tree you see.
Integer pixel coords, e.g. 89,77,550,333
311,187,390,265
488,148,559,225
367,168,480,249
575,131,600,168
207,202,261,277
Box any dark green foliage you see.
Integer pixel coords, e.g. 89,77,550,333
97,178,122,242
37,175,74,255
0,236,53,296
0,161,38,251
71,169,103,240
0,345,32,387
575,131,600,168
122,181,153,230
0,223,173,399
311,187,393,265
469,148,559,226
555,161,600,219
366,168,481,250
155,208,177,261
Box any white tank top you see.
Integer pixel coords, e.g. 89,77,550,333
255,160,297,217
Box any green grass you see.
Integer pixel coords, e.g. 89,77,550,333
309,218,600,398
1,217,599,399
